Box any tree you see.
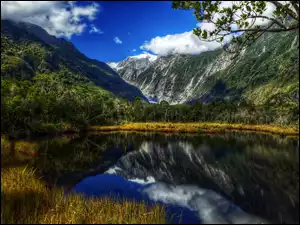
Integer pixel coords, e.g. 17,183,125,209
160,100,170,121
172,1,299,57
133,96,144,121
159,100,170,107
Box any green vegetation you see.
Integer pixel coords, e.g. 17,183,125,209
1,75,133,137
172,1,299,56
1,74,298,138
1,19,146,101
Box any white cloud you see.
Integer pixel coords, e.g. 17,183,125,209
89,24,103,34
132,49,136,52
114,37,122,44
130,51,157,62
196,22,216,32
107,62,119,70
71,2,99,22
1,1,101,39
140,31,232,56
141,1,292,56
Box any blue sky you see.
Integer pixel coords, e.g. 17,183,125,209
2,1,278,63
1,1,230,63
70,1,198,62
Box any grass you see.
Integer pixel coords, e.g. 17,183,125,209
1,136,40,167
89,122,299,137
1,136,167,224
5,121,299,139
1,166,166,224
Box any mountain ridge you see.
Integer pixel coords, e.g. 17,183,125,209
1,19,148,102
111,30,299,106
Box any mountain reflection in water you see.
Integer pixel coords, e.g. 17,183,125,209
71,132,298,224
73,173,265,224
2,132,298,224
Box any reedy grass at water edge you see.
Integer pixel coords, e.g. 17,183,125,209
1,166,166,224
89,122,299,137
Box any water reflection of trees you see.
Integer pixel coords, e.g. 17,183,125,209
1,132,298,224
100,132,298,224
209,144,299,224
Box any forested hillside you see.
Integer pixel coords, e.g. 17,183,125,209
1,19,147,101
1,19,298,138
1,19,144,136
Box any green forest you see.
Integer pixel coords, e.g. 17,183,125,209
1,73,298,137
1,19,299,138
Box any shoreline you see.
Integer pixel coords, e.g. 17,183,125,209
89,122,299,137
2,122,298,140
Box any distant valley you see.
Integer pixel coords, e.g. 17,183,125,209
109,30,299,106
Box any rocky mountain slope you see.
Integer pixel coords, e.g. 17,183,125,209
107,52,158,102
110,30,299,105
1,19,147,101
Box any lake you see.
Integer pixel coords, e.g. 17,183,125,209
1,131,299,224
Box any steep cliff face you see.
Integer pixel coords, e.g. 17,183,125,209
110,30,299,105
107,53,157,98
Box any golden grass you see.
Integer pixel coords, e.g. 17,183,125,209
1,136,166,224
1,166,166,224
1,136,10,152
89,122,299,137
1,136,39,164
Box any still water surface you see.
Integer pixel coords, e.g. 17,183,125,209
2,132,299,224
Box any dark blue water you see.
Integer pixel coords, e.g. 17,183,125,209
73,174,201,224
72,173,265,224
67,132,298,224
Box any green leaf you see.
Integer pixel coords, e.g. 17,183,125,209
202,30,208,39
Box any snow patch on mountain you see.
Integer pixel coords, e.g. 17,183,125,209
107,62,119,70
107,52,157,72
129,52,158,62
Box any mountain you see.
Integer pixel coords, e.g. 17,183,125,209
107,53,157,85
1,19,147,101
111,30,299,106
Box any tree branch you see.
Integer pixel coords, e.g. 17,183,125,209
231,24,299,33
243,11,258,29
290,1,299,18
223,21,275,57
268,1,299,20
248,15,287,29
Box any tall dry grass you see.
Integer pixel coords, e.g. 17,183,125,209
1,166,166,224
89,122,299,136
